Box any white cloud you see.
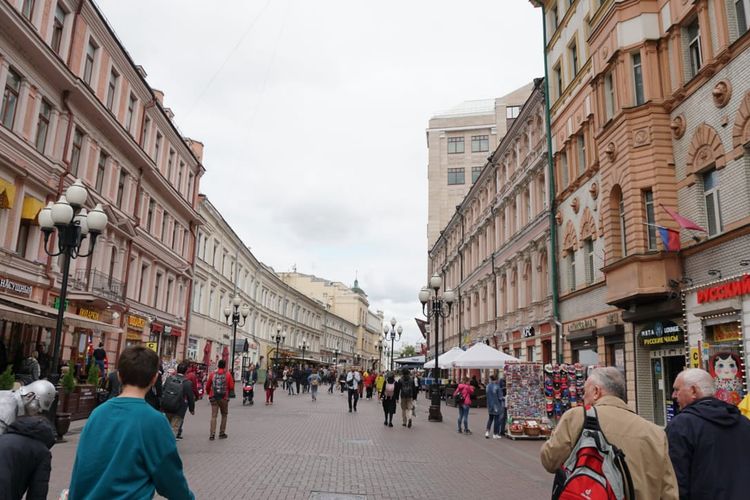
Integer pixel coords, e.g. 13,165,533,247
96,0,543,347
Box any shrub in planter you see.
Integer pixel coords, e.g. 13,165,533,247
61,361,77,394
87,364,100,386
0,366,14,390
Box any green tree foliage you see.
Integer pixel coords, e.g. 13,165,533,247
0,366,14,390
400,344,417,357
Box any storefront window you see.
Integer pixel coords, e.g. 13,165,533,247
605,342,626,379
187,337,198,360
572,340,598,365
704,321,744,405
161,335,177,359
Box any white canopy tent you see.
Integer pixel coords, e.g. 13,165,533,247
423,347,464,369
451,342,519,369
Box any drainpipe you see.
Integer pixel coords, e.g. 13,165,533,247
458,211,465,348
540,6,562,363
491,207,498,342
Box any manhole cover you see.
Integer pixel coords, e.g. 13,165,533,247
309,493,366,500
342,438,372,445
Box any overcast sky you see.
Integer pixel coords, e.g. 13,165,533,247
96,0,544,350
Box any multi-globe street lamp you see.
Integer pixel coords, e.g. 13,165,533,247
223,295,249,389
333,347,339,365
419,273,455,423
299,337,308,362
272,326,285,371
376,339,383,371
383,317,401,372
39,179,108,377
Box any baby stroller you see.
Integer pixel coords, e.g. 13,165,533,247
242,382,254,405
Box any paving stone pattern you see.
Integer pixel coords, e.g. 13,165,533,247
49,387,552,499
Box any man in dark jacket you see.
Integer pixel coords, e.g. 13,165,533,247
667,368,750,500
0,415,55,500
163,362,195,440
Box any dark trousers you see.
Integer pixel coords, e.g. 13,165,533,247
486,414,502,435
347,389,359,411
328,382,334,393
366,386,374,399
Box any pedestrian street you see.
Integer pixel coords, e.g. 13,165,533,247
48,386,551,499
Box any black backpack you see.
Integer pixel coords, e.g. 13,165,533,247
400,377,413,399
161,376,184,413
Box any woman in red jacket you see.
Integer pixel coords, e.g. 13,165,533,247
453,377,475,435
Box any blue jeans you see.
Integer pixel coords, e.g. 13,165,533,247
486,413,501,435
457,404,470,431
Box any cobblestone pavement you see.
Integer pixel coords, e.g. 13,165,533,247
49,386,552,499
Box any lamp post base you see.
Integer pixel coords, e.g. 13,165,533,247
428,384,442,422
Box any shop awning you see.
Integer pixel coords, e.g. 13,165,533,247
0,302,56,328
0,177,16,209
0,296,121,334
21,196,44,221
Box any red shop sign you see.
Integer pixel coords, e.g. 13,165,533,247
696,275,750,304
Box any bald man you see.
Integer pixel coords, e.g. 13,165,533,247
667,368,750,500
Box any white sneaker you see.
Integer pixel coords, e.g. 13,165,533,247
485,431,490,439
492,434,502,439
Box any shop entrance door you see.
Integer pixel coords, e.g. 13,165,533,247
651,353,685,426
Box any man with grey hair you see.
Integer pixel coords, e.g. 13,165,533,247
667,367,750,499
541,366,678,498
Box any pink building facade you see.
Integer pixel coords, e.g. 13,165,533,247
0,0,204,375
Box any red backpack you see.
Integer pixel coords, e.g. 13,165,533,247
552,406,634,500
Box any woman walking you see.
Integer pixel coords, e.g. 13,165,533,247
380,372,398,427
453,377,475,434
264,370,278,405
485,374,504,439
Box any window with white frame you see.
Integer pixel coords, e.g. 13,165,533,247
576,132,586,176
1,68,22,129
21,0,34,21
506,106,520,119
35,99,52,153
471,135,489,152
632,53,644,105
644,190,656,250
559,151,568,188
95,150,108,192
568,251,576,291
584,239,594,284
70,127,83,176
604,71,615,120
447,137,464,154
736,0,750,34
569,39,579,79
447,167,465,185
619,195,627,256
83,39,97,86
51,4,66,55
125,93,137,133
687,19,702,78
703,168,722,236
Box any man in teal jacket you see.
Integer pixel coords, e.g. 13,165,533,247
68,346,194,499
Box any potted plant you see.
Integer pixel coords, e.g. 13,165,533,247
55,362,76,440
0,366,14,390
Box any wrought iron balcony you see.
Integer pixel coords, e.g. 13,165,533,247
70,269,125,303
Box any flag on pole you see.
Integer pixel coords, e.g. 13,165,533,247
658,227,681,251
661,204,706,232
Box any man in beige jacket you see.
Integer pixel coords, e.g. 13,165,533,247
541,367,678,499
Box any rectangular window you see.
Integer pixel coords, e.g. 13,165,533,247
576,132,586,176
95,151,108,192
160,213,167,241
138,264,148,302
552,5,559,30
147,199,155,231
737,0,750,34
644,190,656,250
167,149,175,180
106,68,119,111
125,93,137,133
447,167,465,185
447,137,464,154
471,135,489,153
703,168,722,236
554,64,563,99
172,223,179,249
51,4,66,54
619,197,628,256
568,252,576,291
83,39,97,86
559,151,568,188
35,99,52,153
604,71,615,120
187,173,194,201
1,68,22,129
632,53,644,105
154,132,162,165
569,40,578,79
116,169,126,207
16,219,31,257
21,0,34,21
70,128,83,176
506,106,520,119
585,239,594,284
471,166,482,184
687,20,702,78
154,273,162,308
141,116,150,148
166,279,173,313
177,161,184,191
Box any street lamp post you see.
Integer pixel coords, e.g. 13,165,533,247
333,347,339,365
39,179,108,377
376,340,383,371
419,273,455,423
223,295,249,390
383,317,401,372
272,326,285,372
299,337,308,363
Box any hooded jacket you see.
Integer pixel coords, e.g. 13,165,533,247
0,415,55,500
666,397,750,500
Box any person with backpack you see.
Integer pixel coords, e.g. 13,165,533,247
453,377,475,434
345,367,361,412
308,371,321,402
206,359,234,441
396,368,415,428
666,368,750,500
485,374,504,439
542,367,677,500
161,362,195,439
380,372,398,427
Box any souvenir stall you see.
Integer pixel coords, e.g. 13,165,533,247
543,363,586,422
451,343,519,409
504,362,548,440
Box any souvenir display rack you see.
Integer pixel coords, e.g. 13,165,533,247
504,362,548,440
544,363,585,421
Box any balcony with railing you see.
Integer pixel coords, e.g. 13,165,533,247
69,269,125,303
